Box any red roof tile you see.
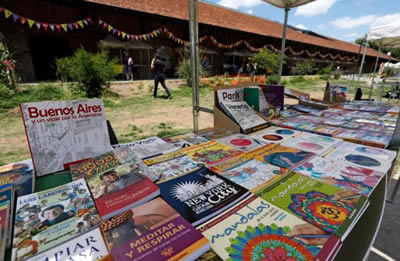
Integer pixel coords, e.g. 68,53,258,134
86,0,395,61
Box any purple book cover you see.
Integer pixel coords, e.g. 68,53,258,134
260,85,284,110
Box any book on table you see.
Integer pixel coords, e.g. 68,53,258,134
70,148,159,220
162,132,209,148
0,159,35,197
243,86,270,117
20,99,112,176
158,167,250,226
100,197,210,261
195,128,238,140
0,200,10,259
216,87,244,105
250,126,302,144
281,133,343,156
0,183,14,250
216,133,263,152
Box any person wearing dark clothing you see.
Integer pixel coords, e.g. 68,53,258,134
152,56,172,99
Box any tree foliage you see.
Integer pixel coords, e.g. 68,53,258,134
251,49,280,75
175,59,203,87
293,60,315,75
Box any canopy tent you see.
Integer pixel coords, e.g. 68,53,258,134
261,0,316,84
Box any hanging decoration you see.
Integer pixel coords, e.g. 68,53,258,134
0,6,91,32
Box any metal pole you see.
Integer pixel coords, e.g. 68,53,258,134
189,0,200,131
357,40,369,82
369,46,381,99
278,8,289,85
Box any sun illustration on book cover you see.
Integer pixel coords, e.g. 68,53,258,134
170,174,224,201
226,223,319,261
289,191,353,233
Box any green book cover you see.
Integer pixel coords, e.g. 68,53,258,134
244,87,261,112
255,171,368,239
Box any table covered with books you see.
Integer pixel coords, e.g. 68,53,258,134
0,87,398,261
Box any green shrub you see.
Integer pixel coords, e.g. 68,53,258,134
176,59,203,87
280,79,288,85
319,75,331,80
333,70,342,80
290,76,306,83
56,48,118,98
31,83,65,101
251,49,280,75
293,60,315,75
318,66,332,75
0,83,14,99
0,50,17,87
267,74,280,85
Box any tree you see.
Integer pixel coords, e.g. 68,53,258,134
250,49,280,75
293,60,315,75
175,58,203,87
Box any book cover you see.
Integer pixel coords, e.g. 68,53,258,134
216,134,263,152
358,131,391,148
20,99,112,176
143,151,204,182
250,126,301,144
112,136,178,159
181,140,243,166
0,183,14,249
0,200,10,259
247,144,315,169
323,142,396,173
243,86,269,114
158,167,250,226
293,156,385,197
260,85,284,110
195,128,238,140
25,228,110,261
12,179,101,261
217,88,244,104
220,101,268,134
100,197,210,261
314,126,343,137
35,170,72,193
70,150,160,220
210,155,287,190
0,159,34,197
254,172,368,239
197,195,341,261
163,132,209,148
282,133,343,156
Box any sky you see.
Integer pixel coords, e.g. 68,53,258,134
205,0,400,43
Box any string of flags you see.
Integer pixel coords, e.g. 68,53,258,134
0,6,358,62
0,6,91,32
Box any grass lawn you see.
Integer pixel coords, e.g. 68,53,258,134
0,76,396,165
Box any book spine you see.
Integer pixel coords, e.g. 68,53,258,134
19,104,38,177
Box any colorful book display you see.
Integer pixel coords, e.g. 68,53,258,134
0,184,14,249
243,86,270,116
216,133,262,152
25,228,110,261
293,156,385,197
70,149,160,220
158,167,250,226
163,132,209,148
282,133,342,155
197,195,341,261
0,159,35,197
181,140,242,166
0,200,10,259
11,179,101,261
20,99,112,176
247,144,314,169
255,172,369,240
250,126,301,144
210,155,287,190
195,128,238,140
100,197,210,261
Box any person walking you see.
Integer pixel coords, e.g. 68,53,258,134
126,54,134,80
152,55,172,99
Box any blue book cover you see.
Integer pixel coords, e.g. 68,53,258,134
0,183,14,249
158,167,250,226
0,159,34,197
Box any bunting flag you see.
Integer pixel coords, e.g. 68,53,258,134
61,24,68,32
20,16,26,24
4,9,12,19
27,19,34,28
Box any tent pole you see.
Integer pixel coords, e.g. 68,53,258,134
369,46,381,99
357,40,369,82
189,0,200,131
278,7,289,85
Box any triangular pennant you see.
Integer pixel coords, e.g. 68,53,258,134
49,24,55,31
135,36,139,40
87,17,92,24
143,35,147,40
77,20,84,28
0,7,4,13
122,32,126,39
56,24,62,32
117,30,121,37
73,22,79,29
12,14,20,22
98,19,103,25
126,34,130,40
20,16,26,24
67,23,73,31
36,22,41,30
43,23,48,32
83,19,89,25
112,28,117,34
107,25,112,32
103,23,107,29
4,9,12,19
27,19,35,28
61,24,68,32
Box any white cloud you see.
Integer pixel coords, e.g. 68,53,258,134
317,24,327,30
247,9,253,14
295,24,307,30
343,33,361,38
330,15,377,29
370,13,400,27
295,0,337,17
217,0,263,9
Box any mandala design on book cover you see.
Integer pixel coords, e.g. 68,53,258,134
170,174,224,201
226,224,319,261
289,191,353,233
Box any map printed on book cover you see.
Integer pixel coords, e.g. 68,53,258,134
220,100,268,134
197,195,341,261
209,155,287,190
70,150,160,220
26,228,110,261
181,140,243,166
11,179,101,261
247,143,315,169
112,136,178,160
293,156,385,197
100,197,210,261
143,151,204,182
158,167,250,226
0,200,10,259
250,126,302,144
163,132,209,148
255,172,369,240
0,159,34,197
323,142,396,173
20,99,112,176
216,133,263,152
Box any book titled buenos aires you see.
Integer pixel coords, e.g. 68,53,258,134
70,149,160,220
20,99,112,176
158,167,250,226
100,197,210,261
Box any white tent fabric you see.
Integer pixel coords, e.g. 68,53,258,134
261,0,315,8
367,20,400,48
